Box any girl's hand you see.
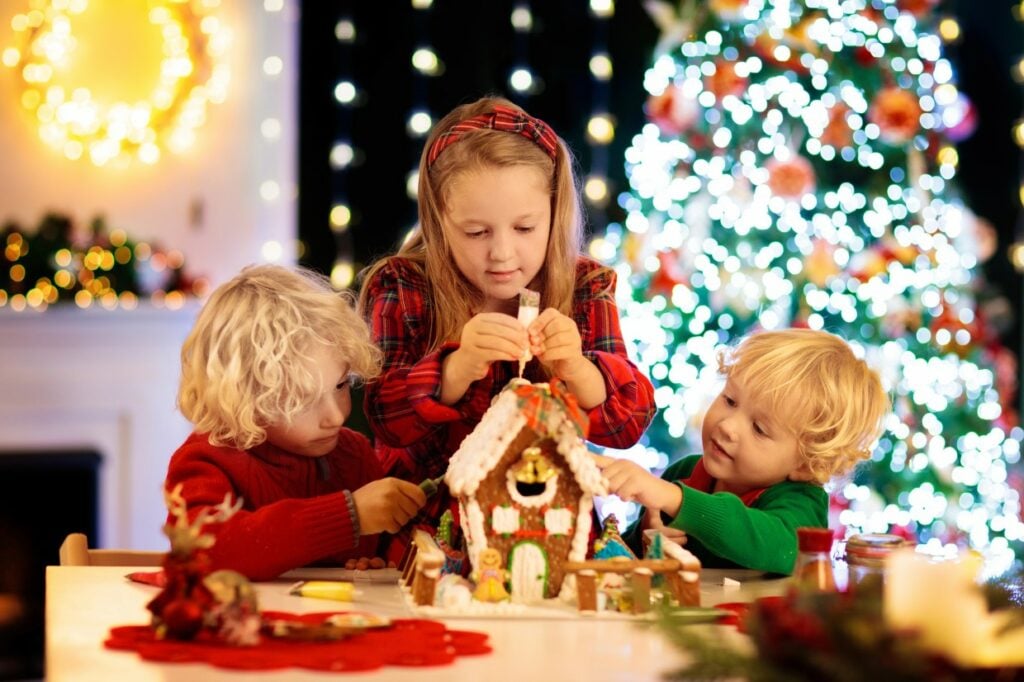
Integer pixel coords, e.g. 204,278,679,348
528,308,588,379
450,312,528,382
352,478,427,535
592,454,683,517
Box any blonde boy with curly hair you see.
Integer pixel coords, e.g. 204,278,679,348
596,328,890,574
166,265,425,580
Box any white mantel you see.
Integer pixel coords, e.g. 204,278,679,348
0,304,199,550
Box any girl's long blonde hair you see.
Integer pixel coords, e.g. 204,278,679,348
359,96,588,350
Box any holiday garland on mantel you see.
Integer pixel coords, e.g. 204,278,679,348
1,212,203,311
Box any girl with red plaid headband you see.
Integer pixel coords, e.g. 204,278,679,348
358,96,655,562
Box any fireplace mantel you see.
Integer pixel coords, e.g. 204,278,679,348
0,304,199,550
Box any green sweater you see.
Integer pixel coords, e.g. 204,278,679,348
626,455,828,575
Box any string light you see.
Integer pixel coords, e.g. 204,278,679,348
584,0,615,229
4,0,230,167
509,3,536,96
399,0,443,250
330,10,357,289
256,0,294,266
1013,1,1024,279
1011,2,1024,419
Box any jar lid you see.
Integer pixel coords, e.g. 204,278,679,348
845,533,910,560
797,527,834,552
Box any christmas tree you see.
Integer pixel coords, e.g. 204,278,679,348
598,0,1023,571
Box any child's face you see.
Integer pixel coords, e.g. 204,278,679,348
700,375,811,496
443,165,551,312
264,344,352,457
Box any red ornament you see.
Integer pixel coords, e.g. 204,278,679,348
646,83,700,136
928,303,980,358
766,155,816,199
869,87,922,144
854,46,876,66
649,249,689,295
820,104,853,149
709,0,748,22
704,60,747,100
897,0,940,17
161,599,205,640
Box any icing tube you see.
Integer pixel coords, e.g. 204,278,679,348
517,288,540,376
418,474,446,497
289,580,356,602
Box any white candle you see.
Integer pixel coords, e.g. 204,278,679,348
884,548,1024,667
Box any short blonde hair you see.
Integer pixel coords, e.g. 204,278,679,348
359,95,602,349
178,264,382,450
718,329,889,484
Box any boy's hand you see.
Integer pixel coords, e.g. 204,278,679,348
528,308,588,380
449,312,528,382
592,454,683,517
352,478,427,535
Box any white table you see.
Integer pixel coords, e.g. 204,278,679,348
46,565,789,681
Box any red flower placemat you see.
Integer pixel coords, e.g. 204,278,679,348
105,611,491,672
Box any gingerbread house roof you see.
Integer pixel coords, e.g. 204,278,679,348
446,379,608,498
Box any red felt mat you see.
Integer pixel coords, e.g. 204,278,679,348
105,611,491,672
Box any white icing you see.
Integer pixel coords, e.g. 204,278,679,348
463,499,487,569
435,575,473,609
662,535,701,571
544,507,573,535
570,495,594,562
505,469,559,508
491,505,520,534
558,573,578,603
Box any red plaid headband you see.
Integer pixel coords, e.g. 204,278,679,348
426,105,559,166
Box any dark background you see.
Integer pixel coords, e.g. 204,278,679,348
298,1,1023,403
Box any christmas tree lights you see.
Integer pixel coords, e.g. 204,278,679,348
602,0,1022,572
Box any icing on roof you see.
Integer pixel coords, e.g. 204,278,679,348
446,379,608,497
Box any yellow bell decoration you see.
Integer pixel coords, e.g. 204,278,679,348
513,447,556,484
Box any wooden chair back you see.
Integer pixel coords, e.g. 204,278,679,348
58,533,163,567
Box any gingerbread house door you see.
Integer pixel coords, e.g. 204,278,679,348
508,541,548,603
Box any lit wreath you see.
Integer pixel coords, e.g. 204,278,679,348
4,0,230,166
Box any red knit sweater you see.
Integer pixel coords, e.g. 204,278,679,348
164,429,382,580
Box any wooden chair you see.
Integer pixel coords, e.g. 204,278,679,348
58,533,163,567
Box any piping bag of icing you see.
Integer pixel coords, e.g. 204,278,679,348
418,474,446,497
517,288,540,377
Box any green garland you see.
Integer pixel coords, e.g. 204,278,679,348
656,580,1024,681
1,212,194,309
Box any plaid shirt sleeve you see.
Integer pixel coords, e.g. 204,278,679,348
574,258,656,447
363,259,497,448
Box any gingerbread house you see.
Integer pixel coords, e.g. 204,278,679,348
445,379,607,604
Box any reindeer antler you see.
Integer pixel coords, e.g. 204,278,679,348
162,484,243,556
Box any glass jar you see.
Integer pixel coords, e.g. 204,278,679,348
794,527,836,592
844,533,909,595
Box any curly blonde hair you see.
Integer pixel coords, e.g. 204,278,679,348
178,265,382,450
718,329,890,484
358,95,608,349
